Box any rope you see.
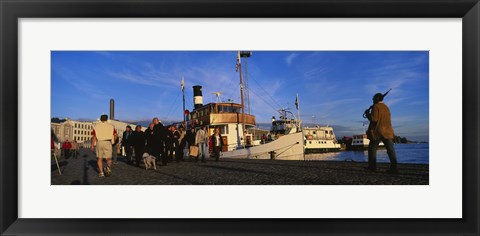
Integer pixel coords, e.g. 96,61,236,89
247,71,283,110
164,92,181,121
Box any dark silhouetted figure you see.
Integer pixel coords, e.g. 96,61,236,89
131,125,146,167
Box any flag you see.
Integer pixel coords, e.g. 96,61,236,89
295,94,299,110
181,77,184,92
236,51,241,72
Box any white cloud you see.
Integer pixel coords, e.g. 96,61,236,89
107,64,180,89
285,53,299,66
53,66,110,100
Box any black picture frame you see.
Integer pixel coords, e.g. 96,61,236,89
1,0,479,235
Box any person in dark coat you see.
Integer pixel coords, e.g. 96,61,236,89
144,123,155,154
171,126,180,162
131,125,146,167
165,126,174,162
152,117,167,166
211,128,224,162
121,125,133,163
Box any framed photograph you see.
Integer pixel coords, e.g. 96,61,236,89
1,0,479,235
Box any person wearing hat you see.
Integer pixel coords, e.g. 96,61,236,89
366,93,398,174
91,114,117,177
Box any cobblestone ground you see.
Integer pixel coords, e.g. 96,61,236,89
51,148,429,185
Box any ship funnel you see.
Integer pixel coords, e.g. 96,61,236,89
110,98,115,120
193,85,203,109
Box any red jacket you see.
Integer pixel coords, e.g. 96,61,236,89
62,141,72,150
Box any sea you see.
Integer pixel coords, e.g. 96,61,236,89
305,143,429,164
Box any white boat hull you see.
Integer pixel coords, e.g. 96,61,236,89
221,132,304,160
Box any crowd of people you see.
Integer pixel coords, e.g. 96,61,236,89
91,115,225,177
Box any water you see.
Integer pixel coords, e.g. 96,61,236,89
306,143,429,164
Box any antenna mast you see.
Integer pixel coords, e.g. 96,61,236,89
237,51,246,147
240,51,252,114
210,92,224,103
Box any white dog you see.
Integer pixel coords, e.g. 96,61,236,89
142,152,157,170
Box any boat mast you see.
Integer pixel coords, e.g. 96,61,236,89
181,76,186,124
237,51,246,147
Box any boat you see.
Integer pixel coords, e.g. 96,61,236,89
350,134,385,150
189,100,256,152
187,91,305,160
303,126,341,153
185,51,304,160
270,109,341,154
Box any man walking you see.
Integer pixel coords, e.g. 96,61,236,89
91,114,117,177
365,92,398,174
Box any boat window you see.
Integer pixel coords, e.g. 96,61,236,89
226,106,233,113
313,131,316,134
221,125,229,135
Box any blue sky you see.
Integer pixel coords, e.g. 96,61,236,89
51,51,429,141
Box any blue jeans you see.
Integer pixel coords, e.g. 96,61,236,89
198,142,206,161
368,138,397,170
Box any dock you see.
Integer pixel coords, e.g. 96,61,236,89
52,148,429,185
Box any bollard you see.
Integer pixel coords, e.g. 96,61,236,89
269,151,276,160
